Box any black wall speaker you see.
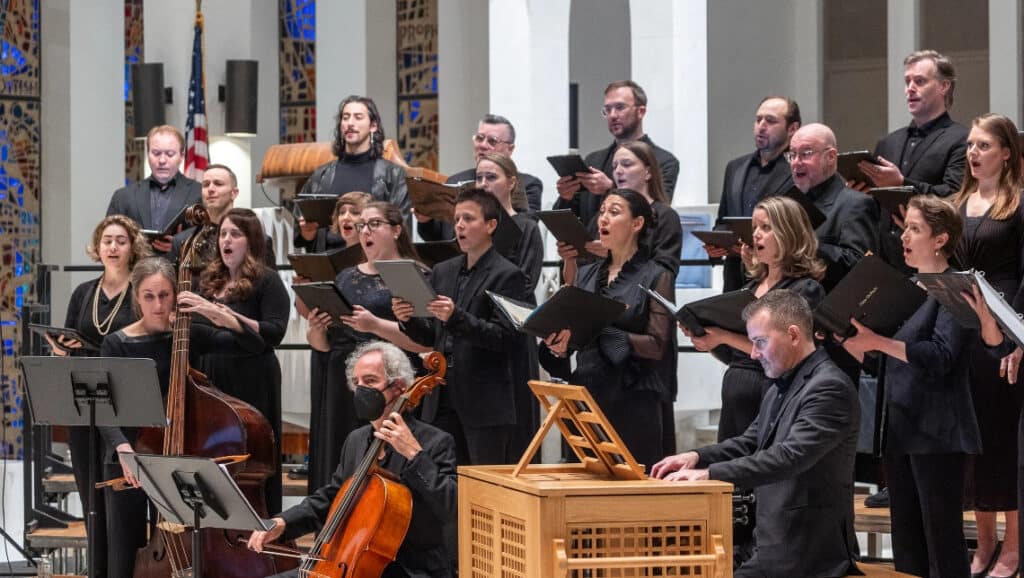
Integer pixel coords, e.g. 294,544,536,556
132,62,166,138
225,60,258,136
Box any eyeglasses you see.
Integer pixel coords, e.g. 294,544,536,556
601,102,636,117
471,133,513,148
354,218,393,232
783,148,832,163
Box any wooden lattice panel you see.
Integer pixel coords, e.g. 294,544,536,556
567,522,710,576
500,515,527,578
470,504,495,578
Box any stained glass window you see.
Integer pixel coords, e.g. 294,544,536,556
397,0,439,169
280,0,316,144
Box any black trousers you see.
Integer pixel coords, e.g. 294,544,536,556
886,451,969,578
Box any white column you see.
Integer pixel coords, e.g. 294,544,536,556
438,0,489,174
489,0,572,212
315,1,367,142
990,0,1021,124
887,0,920,131
793,0,823,124
41,0,125,320
630,0,708,206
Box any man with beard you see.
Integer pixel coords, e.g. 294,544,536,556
294,95,410,251
107,125,202,253
553,80,679,227
709,96,801,292
652,289,860,578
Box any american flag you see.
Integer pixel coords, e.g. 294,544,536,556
184,10,208,180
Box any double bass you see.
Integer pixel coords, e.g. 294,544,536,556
260,352,446,578
105,206,295,578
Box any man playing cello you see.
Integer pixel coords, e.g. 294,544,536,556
248,341,458,577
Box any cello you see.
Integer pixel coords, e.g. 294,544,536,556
103,205,295,578
269,351,447,578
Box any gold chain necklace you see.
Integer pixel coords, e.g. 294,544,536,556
92,275,129,336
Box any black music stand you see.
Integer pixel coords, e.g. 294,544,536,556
18,357,165,578
122,454,274,578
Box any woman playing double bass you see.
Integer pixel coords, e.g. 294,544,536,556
247,340,458,578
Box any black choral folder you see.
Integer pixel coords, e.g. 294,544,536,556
142,204,191,239
492,212,523,257
287,244,366,282
836,150,881,186
546,154,590,178
290,282,354,324
294,196,337,226
643,287,756,337
916,270,1024,347
721,217,754,246
27,324,100,351
538,209,594,254
868,186,915,215
691,230,741,252
413,240,462,268
814,255,926,339
487,286,626,350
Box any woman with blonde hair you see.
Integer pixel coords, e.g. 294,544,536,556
949,113,1024,578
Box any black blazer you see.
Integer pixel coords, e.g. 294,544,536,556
882,293,1013,455
808,174,879,291
106,173,202,230
698,348,860,578
872,113,968,269
716,152,794,291
402,248,528,428
552,134,679,227
279,417,457,578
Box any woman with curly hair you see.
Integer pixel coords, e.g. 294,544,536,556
180,207,290,512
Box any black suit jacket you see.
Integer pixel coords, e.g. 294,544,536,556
697,348,860,578
872,113,968,270
717,152,794,291
106,172,202,230
402,248,528,428
807,174,878,291
279,417,457,577
552,134,679,227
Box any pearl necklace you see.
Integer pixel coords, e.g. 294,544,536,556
91,275,129,336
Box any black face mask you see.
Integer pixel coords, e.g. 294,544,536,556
353,385,388,422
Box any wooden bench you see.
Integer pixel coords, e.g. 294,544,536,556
858,562,916,577
854,497,1006,558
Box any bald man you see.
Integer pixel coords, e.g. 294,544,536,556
788,123,877,292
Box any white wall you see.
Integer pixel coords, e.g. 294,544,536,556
437,0,489,174
569,0,630,156
42,0,125,322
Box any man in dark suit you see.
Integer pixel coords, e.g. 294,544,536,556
395,188,529,466
106,124,202,253
248,340,458,578
789,123,877,292
653,289,860,578
711,96,800,291
171,163,276,269
553,80,679,227
417,114,542,240
853,49,968,273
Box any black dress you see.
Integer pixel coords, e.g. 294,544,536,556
98,324,266,578
568,254,674,471
62,276,135,578
498,213,544,459
955,200,1024,512
716,276,825,441
308,266,404,491
193,267,290,513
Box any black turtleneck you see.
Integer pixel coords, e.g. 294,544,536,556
329,148,375,196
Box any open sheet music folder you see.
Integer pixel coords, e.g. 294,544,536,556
916,270,1024,347
487,286,626,350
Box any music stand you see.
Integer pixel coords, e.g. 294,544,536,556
18,357,165,578
122,454,274,578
